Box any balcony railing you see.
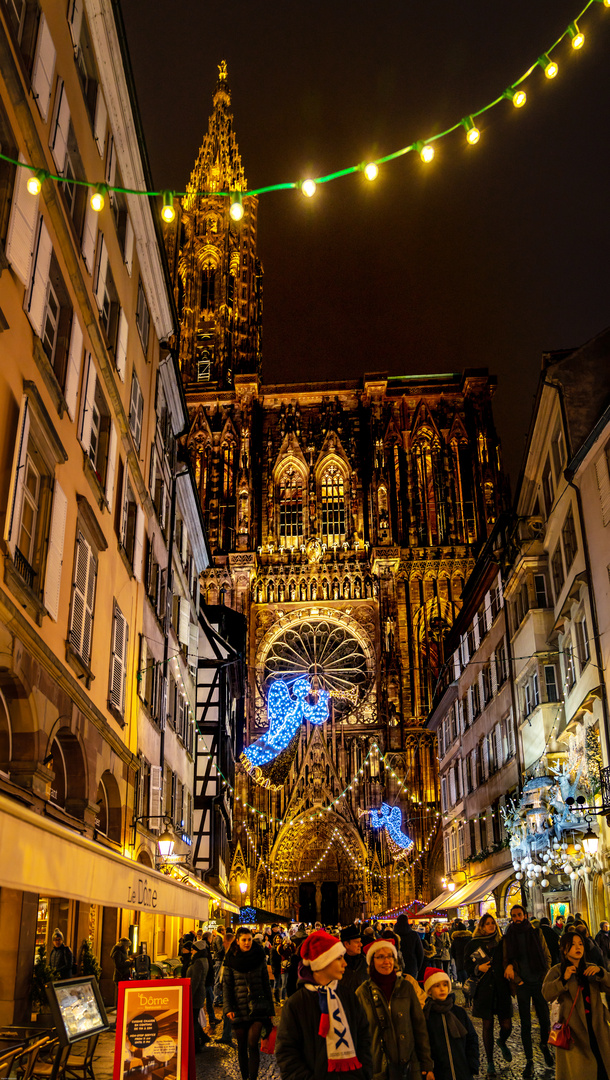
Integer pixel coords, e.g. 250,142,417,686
14,547,35,589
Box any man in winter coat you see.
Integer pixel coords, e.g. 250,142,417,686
394,914,425,980
450,921,473,986
340,925,368,995
276,929,372,1080
503,905,553,1077
186,941,210,1051
49,930,73,980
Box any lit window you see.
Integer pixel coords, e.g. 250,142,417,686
321,464,346,544
278,466,303,546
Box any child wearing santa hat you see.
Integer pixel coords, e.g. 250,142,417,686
423,968,479,1080
275,929,372,1079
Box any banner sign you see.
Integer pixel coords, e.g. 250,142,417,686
113,979,194,1080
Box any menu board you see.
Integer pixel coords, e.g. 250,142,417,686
46,977,109,1045
113,980,194,1080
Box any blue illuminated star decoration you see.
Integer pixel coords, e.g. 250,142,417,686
240,677,330,790
368,803,415,861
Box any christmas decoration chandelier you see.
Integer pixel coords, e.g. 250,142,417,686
4,1,606,216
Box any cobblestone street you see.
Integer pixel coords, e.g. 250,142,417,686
90,990,558,1080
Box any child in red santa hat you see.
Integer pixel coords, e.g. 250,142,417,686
423,967,479,1080
275,929,372,1078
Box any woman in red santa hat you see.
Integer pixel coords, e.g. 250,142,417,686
275,929,373,1080
356,937,435,1080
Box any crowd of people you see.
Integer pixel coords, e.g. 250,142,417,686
110,907,610,1080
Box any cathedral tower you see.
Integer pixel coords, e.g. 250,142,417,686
164,62,263,390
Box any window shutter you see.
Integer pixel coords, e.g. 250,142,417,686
495,724,504,769
26,218,53,337
484,590,493,629
188,621,199,668
149,765,163,827
67,0,83,46
6,155,39,285
43,480,67,621
105,421,118,507
93,86,107,156
179,598,190,646
594,451,610,527
482,737,489,779
473,614,480,650
124,214,134,275
31,14,56,121
138,635,147,701
133,506,144,582
110,604,128,713
129,374,143,448
181,523,188,564
4,394,30,558
78,353,96,451
105,134,116,190
449,769,456,805
115,307,128,381
50,80,70,173
93,234,108,311
69,531,96,664
81,200,98,274
64,315,83,421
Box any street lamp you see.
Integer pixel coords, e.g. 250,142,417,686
446,869,467,893
582,826,599,857
239,881,248,899
158,829,176,860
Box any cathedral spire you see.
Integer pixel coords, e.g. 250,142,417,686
187,60,247,197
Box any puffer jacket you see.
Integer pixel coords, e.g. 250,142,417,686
222,941,274,1023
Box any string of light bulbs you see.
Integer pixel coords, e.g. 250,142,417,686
3,1,606,219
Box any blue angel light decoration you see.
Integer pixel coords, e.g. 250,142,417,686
368,803,415,860
241,677,330,790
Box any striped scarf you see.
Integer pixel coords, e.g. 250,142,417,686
305,981,362,1072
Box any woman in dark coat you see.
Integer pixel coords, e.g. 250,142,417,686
186,941,210,1051
465,913,512,1077
223,926,274,1080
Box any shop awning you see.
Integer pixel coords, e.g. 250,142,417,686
0,793,238,918
448,867,514,908
415,889,456,917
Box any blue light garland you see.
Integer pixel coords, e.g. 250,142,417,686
368,803,415,859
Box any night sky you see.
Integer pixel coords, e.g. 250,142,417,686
120,0,610,487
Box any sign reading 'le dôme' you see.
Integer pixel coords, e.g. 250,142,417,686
127,877,158,909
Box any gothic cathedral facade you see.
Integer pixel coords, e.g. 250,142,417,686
164,65,506,923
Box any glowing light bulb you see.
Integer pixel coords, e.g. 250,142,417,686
539,54,558,79
568,23,584,49
90,186,105,212
463,117,480,145
27,171,43,196
301,179,316,198
512,89,527,108
230,192,244,221
364,162,378,181
161,191,175,223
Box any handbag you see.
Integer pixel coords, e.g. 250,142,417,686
367,985,412,1080
463,976,479,998
260,1027,277,1054
548,986,580,1050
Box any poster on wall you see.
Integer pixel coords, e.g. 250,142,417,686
113,979,194,1080
550,901,571,924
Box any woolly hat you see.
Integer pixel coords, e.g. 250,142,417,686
300,929,345,971
340,924,362,943
424,967,451,993
364,938,398,965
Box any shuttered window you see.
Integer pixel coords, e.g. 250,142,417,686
64,315,83,421
69,531,97,665
43,480,67,621
31,14,56,121
81,200,98,275
595,445,610,527
129,371,143,449
115,308,128,381
5,154,39,284
67,0,83,46
93,86,107,155
149,765,163,827
109,603,128,714
50,79,70,173
26,217,53,337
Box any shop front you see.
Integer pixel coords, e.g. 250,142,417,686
0,794,238,1020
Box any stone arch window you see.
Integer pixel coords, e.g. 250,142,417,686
200,263,216,311
48,728,87,819
277,464,304,547
412,429,443,546
195,442,211,509
451,436,476,544
320,462,347,544
96,770,122,843
222,441,235,500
